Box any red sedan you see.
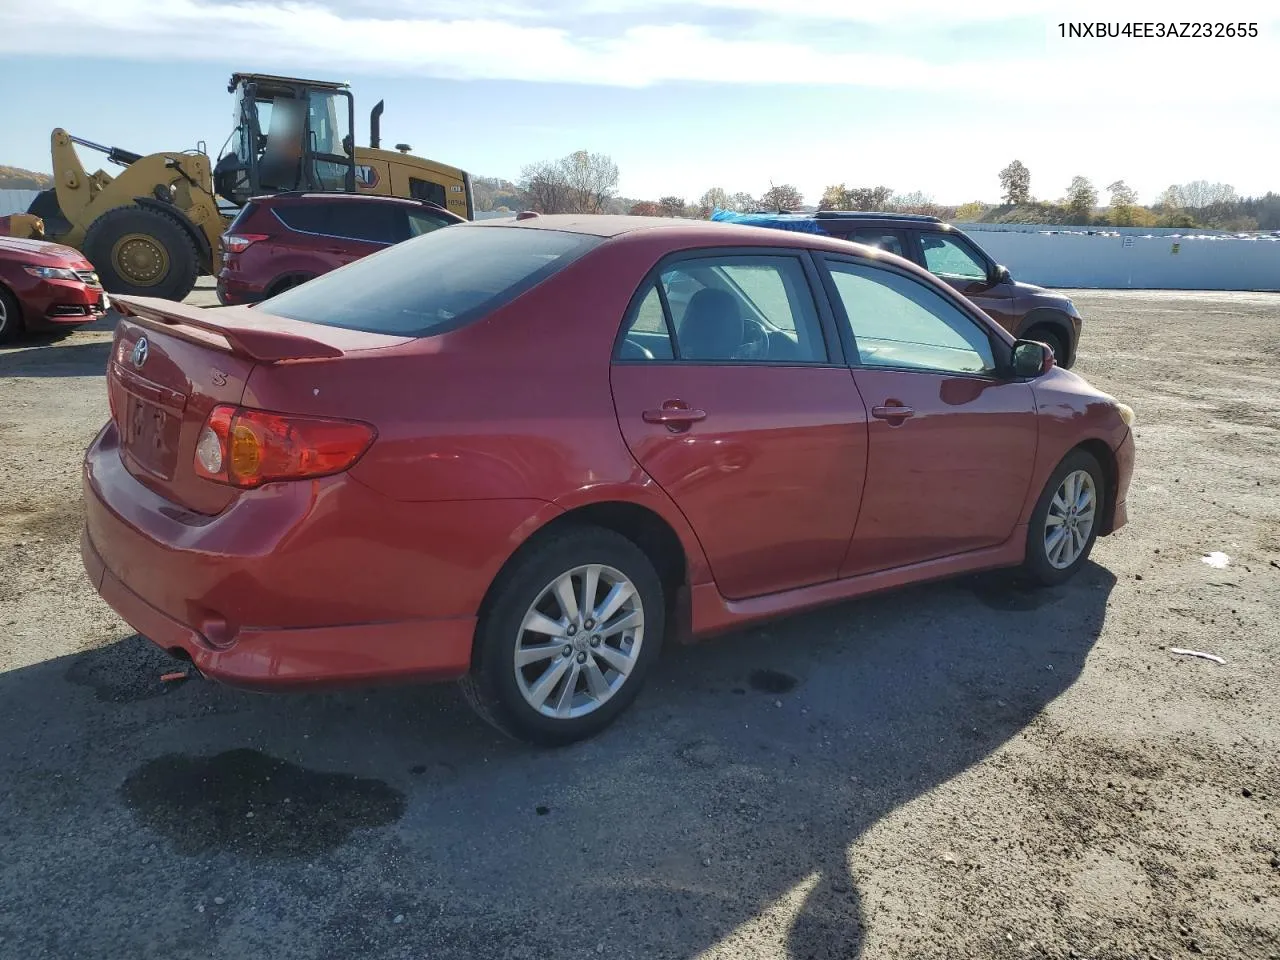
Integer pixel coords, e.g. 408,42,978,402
82,216,1135,744
0,235,109,343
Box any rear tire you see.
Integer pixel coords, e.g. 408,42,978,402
1022,448,1106,586
266,274,314,298
460,527,666,746
0,284,23,345
83,205,200,301
26,189,72,236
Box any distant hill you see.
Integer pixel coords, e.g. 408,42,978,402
0,166,52,190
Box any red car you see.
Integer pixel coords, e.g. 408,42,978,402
82,216,1135,745
216,192,464,305
0,236,109,343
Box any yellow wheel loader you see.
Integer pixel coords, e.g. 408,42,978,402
24,74,473,302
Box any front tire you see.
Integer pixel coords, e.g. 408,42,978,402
460,527,665,746
0,284,23,344
1029,327,1068,368
1022,449,1105,586
83,205,200,301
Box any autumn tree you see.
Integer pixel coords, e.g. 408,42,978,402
728,191,758,212
629,200,662,216
889,190,941,216
847,185,894,211
697,187,731,216
999,160,1031,205
657,196,687,217
1156,185,1184,210
819,184,850,210
1179,180,1236,209
954,201,988,222
518,150,619,214
1064,176,1098,223
760,183,804,211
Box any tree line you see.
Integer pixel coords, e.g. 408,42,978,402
469,150,1279,232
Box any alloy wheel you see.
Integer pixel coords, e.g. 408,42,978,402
514,563,645,720
1043,468,1097,569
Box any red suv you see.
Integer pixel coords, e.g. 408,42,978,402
0,236,109,343
216,193,464,305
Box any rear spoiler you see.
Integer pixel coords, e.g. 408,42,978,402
112,296,344,363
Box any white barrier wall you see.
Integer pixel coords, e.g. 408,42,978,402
968,231,1280,291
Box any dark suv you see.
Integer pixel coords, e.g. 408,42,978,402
217,193,464,305
715,211,1082,367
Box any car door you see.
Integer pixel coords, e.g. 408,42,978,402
914,229,1018,333
818,256,1038,576
610,250,870,601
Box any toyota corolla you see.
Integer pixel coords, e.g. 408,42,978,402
82,215,1134,744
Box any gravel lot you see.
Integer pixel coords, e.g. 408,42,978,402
1,284,1277,960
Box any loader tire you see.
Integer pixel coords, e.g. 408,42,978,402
84,205,200,301
26,190,71,236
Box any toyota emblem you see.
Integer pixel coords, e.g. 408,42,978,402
131,337,149,368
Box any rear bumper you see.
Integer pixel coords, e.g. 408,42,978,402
215,272,267,306
83,529,473,689
79,422,556,691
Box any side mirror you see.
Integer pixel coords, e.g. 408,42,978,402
1012,339,1055,378
990,263,1012,285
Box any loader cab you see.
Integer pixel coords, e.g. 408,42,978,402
215,74,356,206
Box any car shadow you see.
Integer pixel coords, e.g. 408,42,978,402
0,563,1115,960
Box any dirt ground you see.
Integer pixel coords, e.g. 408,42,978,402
0,283,1277,960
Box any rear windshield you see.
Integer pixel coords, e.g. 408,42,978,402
257,225,600,335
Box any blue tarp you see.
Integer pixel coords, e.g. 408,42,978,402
710,209,825,234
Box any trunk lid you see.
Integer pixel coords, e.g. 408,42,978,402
108,296,408,514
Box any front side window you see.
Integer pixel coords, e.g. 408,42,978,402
826,260,996,375
618,255,826,363
919,232,989,281
260,226,600,335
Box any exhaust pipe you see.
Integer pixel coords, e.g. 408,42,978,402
370,100,384,149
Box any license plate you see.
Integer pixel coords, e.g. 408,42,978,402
100,292,111,311
123,395,179,478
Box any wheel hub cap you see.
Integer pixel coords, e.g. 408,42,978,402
112,233,169,286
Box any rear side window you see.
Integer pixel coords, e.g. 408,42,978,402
273,203,331,234
259,226,600,336
617,254,827,363
327,203,404,244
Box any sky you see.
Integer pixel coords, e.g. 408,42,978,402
1,0,1277,206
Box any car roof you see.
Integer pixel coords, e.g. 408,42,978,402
469,213,925,260
811,211,944,224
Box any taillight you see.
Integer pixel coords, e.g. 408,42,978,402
193,405,375,488
221,233,269,254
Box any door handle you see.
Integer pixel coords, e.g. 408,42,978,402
872,403,915,422
643,402,707,430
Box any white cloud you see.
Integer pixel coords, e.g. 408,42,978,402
1,0,1277,105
